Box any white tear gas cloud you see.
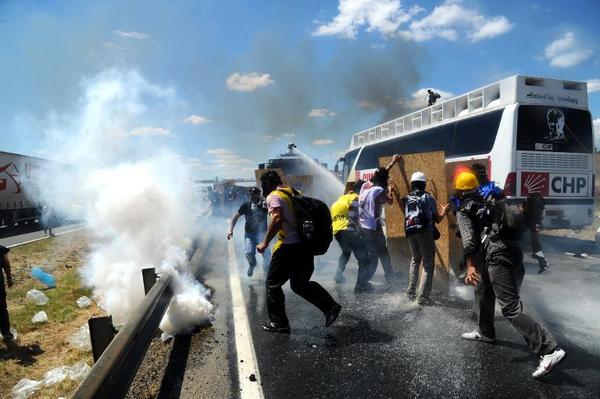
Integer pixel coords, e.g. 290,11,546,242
32,69,213,328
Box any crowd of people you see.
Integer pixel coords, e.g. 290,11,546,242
225,155,564,379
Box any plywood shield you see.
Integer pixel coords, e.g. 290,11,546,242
379,151,450,291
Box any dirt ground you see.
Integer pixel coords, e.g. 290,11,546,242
0,232,105,398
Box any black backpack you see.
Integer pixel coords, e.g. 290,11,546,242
276,189,333,255
402,192,429,236
488,199,528,241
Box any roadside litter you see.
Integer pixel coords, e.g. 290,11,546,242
26,289,49,306
67,324,92,351
11,361,91,399
76,296,92,308
31,267,56,288
31,311,48,323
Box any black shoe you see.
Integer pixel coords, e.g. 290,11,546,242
354,282,375,293
418,298,434,306
2,332,14,342
325,303,342,327
247,266,255,277
261,321,290,334
537,259,549,274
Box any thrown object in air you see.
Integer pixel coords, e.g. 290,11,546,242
31,267,56,288
32,311,48,323
76,296,92,308
26,289,49,305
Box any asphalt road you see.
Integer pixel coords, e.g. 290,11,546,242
0,223,85,247
140,220,600,398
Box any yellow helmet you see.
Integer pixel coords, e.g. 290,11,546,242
455,171,479,191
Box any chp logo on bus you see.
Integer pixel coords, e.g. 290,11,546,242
355,169,377,182
521,172,588,197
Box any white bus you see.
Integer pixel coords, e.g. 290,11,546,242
340,75,595,228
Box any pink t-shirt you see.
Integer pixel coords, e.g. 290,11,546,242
266,188,301,245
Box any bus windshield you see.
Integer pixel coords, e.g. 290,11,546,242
517,105,593,153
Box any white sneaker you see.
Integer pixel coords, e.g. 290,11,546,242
532,348,566,378
461,330,494,343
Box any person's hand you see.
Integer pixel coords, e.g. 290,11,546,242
256,242,267,254
227,231,233,240
392,154,402,165
6,276,13,288
465,265,480,286
440,203,450,216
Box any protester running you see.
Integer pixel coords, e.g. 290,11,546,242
401,172,449,305
331,180,374,293
524,192,549,273
0,245,14,342
359,154,402,289
257,170,341,333
454,170,566,378
227,187,270,277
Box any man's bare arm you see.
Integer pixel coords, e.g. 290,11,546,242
257,207,283,253
227,213,241,240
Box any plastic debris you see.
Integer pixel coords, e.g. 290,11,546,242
31,267,56,288
10,362,92,398
76,296,92,308
67,324,92,351
26,289,49,306
31,311,48,323
10,379,41,399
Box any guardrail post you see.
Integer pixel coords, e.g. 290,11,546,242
142,268,158,294
89,316,117,363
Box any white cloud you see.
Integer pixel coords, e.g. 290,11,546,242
402,1,513,42
204,148,256,177
282,133,295,138
587,79,600,93
404,88,454,109
114,30,150,40
262,132,295,141
226,73,274,92
184,115,212,125
312,0,422,39
130,126,171,137
308,108,337,118
544,32,593,68
311,138,335,146
313,0,512,42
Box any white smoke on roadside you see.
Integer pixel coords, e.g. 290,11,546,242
32,69,213,328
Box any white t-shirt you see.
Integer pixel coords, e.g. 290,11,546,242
359,182,385,230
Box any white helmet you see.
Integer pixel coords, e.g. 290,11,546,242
411,171,426,182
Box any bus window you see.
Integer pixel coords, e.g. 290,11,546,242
343,149,359,181
517,105,593,153
453,110,503,157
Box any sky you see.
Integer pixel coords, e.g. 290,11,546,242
1,0,599,179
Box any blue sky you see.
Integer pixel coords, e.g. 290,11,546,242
1,0,599,179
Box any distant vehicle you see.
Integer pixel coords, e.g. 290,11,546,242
339,75,595,228
0,151,45,226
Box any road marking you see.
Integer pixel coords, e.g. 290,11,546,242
7,227,87,248
228,239,265,399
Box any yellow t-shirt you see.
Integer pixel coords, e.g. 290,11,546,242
331,193,359,235
267,187,297,253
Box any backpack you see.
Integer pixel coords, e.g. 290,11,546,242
276,189,333,255
403,192,428,236
488,199,528,241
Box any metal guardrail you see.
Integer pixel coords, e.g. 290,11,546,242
72,272,173,399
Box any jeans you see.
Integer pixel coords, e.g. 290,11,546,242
475,248,557,356
266,243,338,327
407,230,435,300
335,230,373,286
361,227,396,283
245,231,270,273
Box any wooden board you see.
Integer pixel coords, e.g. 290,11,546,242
379,151,450,291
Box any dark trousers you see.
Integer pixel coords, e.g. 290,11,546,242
475,251,557,355
361,227,396,282
335,230,373,286
266,243,338,326
0,279,10,335
528,224,543,254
